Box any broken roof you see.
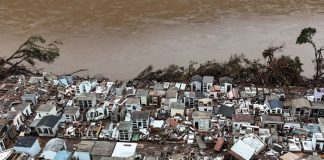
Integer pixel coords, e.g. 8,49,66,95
36,115,60,128
232,114,254,123
291,98,311,108
131,111,149,120
118,121,133,131
44,138,65,152
192,111,212,119
14,136,37,148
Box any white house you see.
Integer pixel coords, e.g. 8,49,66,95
14,136,41,157
63,107,80,123
131,111,150,129
202,76,214,94
162,89,178,111
35,101,57,119
5,110,24,130
76,81,96,95
170,102,186,117
125,98,142,113
118,121,133,142
12,103,33,117
231,114,254,131
86,104,108,121
36,115,60,137
314,88,324,102
135,89,149,106
76,93,97,108
40,138,66,160
192,111,212,131
21,93,39,105
190,75,203,92
198,98,213,112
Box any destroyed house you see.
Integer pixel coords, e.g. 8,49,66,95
76,93,97,108
36,115,60,137
118,121,133,141
14,136,41,157
131,111,149,129
0,119,16,151
192,111,212,131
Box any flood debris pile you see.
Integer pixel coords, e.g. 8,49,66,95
1,73,324,159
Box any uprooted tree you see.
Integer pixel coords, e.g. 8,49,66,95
296,27,324,83
0,36,61,80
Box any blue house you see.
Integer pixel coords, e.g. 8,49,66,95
14,137,41,157
267,100,283,114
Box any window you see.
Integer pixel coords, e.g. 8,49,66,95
38,128,43,133
44,128,48,134
49,128,53,134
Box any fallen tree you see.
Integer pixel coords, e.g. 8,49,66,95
0,36,61,80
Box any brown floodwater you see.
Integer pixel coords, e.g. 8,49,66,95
1,0,324,80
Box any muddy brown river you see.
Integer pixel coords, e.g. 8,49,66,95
1,0,324,80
